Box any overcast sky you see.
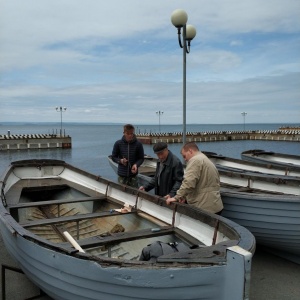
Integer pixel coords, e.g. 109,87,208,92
0,0,299,125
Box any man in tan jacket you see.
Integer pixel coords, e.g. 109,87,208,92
166,142,223,214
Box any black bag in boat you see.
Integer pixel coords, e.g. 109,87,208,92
139,241,190,262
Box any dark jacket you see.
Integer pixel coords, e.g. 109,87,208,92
112,135,144,177
144,151,184,197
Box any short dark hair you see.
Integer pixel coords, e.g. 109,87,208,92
181,142,199,152
123,124,135,132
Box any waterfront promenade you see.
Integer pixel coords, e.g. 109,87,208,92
137,129,300,144
0,134,72,150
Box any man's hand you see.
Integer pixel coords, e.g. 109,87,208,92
120,158,128,166
139,186,145,191
179,198,187,203
131,164,138,174
166,197,177,205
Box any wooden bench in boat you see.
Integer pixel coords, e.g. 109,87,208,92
20,209,136,228
62,226,175,249
8,195,107,212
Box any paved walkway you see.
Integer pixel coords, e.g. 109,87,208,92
250,245,300,300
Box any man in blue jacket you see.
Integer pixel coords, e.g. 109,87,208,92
139,142,183,198
112,124,144,187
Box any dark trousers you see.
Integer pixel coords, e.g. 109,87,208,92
118,176,138,188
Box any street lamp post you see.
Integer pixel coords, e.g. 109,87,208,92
156,111,164,132
241,112,247,131
56,106,67,136
171,9,196,145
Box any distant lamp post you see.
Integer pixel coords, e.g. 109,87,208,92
241,112,247,131
156,111,164,132
56,106,67,136
171,9,196,145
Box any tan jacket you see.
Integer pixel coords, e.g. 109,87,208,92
175,152,223,213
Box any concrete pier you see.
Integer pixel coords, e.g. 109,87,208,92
0,134,72,150
137,129,300,144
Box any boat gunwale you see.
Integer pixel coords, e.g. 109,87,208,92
218,168,300,185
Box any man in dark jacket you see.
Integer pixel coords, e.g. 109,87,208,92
139,142,184,198
112,124,144,187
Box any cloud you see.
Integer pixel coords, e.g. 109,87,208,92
0,0,299,124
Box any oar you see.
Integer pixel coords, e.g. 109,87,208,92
63,231,85,253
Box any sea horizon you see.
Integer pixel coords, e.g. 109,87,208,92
1,121,300,126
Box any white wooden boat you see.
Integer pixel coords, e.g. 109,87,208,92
108,155,300,194
241,149,300,169
218,170,300,264
221,188,300,264
0,159,255,300
206,152,300,178
108,156,300,263
108,153,300,184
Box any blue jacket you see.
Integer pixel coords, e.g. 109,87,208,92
112,135,144,177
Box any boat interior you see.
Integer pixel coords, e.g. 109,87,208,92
3,177,237,265
7,183,181,260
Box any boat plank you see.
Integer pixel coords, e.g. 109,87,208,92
8,195,107,211
20,210,136,228
68,226,174,249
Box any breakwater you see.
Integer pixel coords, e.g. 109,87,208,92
137,129,300,144
0,133,72,150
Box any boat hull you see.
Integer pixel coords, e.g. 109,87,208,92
221,189,300,263
0,223,252,300
0,159,255,300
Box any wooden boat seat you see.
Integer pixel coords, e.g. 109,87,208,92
20,209,136,228
8,195,107,212
62,226,175,249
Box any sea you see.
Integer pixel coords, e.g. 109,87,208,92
1,123,299,181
